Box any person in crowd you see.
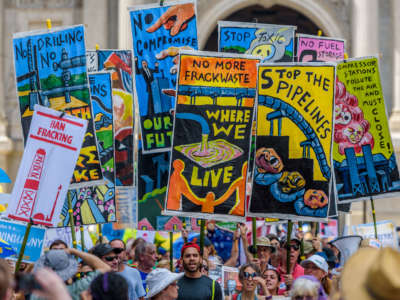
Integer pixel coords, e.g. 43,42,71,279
302,240,316,259
158,248,170,262
290,275,327,300
0,259,12,300
135,242,158,291
225,223,247,267
232,263,271,300
201,257,209,277
266,234,280,268
261,269,280,297
93,243,145,300
32,247,111,300
156,259,170,270
81,272,129,300
146,268,183,300
266,235,280,249
127,238,145,267
49,239,68,250
321,247,338,270
301,255,332,295
31,268,72,300
110,239,128,263
246,237,275,274
177,242,223,300
276,237,304,295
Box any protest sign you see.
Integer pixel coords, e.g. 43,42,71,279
13,25,103,187
222,266,240,297
165,51,259,221
7,105,87,226
114,187,137,229
130,1,198,152
218,21,296,62
0,220,45,263
43,226,93,251
353,220,398,248
58,72,116,227
296,34,345,62
250,63,336,220
86,50,98,72
334,57,400,203
97,50,135,186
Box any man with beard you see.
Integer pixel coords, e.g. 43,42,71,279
177,242,222,300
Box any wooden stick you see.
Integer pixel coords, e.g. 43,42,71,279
15,220,33,274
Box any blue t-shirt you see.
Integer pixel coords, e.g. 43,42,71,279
139,269,149,293
119,266,146,300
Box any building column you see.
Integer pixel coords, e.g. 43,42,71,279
389,0,400,133
83,0,108,49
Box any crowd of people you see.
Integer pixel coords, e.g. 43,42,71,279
0,223,397,300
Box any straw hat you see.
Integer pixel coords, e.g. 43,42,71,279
341,247,400,300
146,268,184,298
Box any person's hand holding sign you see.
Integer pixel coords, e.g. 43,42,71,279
147,3,195,36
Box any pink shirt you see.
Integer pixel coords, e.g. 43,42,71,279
276,263,305,295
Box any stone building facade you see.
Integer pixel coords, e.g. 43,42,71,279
0,0,399,227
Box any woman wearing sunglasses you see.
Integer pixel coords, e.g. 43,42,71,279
146,268,184,300
233,263,272,300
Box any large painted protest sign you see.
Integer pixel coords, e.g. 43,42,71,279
353,220,398,248
13,25,103,187
218,21,296,62
130,1,198,152
8,105,87,226
296,34,345,62
59,73,116,226
334,57,400,203
0,220,45,263
97,50,135,186
250,63,336,220
165,51,259,221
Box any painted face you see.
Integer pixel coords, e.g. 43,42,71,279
343,122,364,144
335,103,352,126
278,171,305,193
251,44,276,60
304,189,328,209
255,148,283,174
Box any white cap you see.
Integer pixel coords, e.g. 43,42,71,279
146,268,184,298
301,254,329,273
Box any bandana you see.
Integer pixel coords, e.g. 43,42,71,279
181,242,200,257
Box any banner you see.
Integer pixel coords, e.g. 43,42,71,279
7,105,87,226
250,63,336,220
296,34,345,62
59,72,116,227
353,220,398,248
13,25,103,187
165,51,259,221
334,57,400,203
218,21,296,62
0,220,45,263
114,187,137,228
130,1,198,152
43,226,94,251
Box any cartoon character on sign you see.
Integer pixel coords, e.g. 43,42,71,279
247,28,293,61
334,78,374,155
254,148,328,217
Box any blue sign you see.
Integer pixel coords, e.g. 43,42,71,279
0,220,45,263
130,1,198,152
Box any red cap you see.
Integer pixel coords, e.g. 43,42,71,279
181,242,200,257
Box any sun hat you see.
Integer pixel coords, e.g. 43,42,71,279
301,254,329,273
146,268,184,298
341,247,400,300
34,250,78,281
256,237,272,247
303,240,314,255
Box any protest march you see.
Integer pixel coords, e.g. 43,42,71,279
0,1,399,300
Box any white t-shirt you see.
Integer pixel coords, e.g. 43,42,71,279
119,265,146,300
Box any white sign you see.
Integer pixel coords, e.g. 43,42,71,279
7,105,87,227
43,226,94,252
353,220,398,248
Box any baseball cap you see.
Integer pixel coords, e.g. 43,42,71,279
92,243,122,258
301,254,329,273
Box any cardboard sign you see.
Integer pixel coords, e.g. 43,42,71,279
43,226,94,251
0,220,45,263
130,1,198,152
165,51,259,221
250,63,336,220
114,187,137,228
218,21,296,62
8,105,87,226
297,34,345,62
353,220,398,248
334,57,400,203
13,25,103,187
59,73,116,226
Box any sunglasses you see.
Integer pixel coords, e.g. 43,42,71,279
283,244,300,251
243,271,258,279
113,248,124,253
104,256,119,262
